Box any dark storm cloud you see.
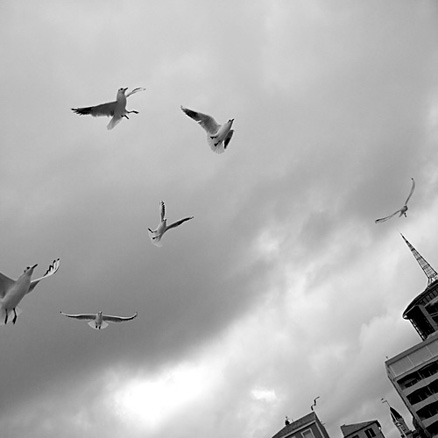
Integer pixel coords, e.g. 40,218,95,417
0,1,437,438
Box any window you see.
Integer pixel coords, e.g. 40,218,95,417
302,429,315,438
365,428,376,438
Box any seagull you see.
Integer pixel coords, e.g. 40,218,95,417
60,311,138,330
148,200,194,247
0,259,60,325
375,178,416,223
72,87,146,130
181,106,234,153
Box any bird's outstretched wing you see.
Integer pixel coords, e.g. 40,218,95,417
166,216,194,231
103,312,138,323
0,273,14,299
181,106,220,134
72,101,117,118
405,178,416,205
28,259,60,293
60,312,96,321
125,87,146,98
160,201,166,222
375,210,402,223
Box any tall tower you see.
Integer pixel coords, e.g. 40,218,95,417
389,406,412,438
400,234,438,340
385,235,438,438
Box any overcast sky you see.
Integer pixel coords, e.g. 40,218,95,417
0,1,438,437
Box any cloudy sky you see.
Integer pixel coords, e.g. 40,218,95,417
0,1,438,437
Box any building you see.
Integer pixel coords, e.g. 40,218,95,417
385,235,438,438
400,235,438,340
389,405,414,438
385,332,438,437
341,420,385,438
271,412,331,438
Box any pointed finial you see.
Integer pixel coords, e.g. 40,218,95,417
381,398,390,408
400,234,438,286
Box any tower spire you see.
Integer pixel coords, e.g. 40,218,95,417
401,234,438,286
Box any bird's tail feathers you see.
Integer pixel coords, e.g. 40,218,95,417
207,137,225,154
148,229,163,247
107,116,122,130
88,321,108,330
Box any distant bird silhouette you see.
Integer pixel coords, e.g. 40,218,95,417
148,201,194,247
72,87,145,130
181,106,234,153
285,416,291,426
375,178,416,223
60,311,138,330
311,396,320,411
0,259,60,325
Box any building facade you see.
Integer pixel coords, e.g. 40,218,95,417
386,332,438,437
341,420,385,438
271,412,331,438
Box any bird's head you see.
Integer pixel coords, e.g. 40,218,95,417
118,87,128,95
23,264,38,275
20,264,37,281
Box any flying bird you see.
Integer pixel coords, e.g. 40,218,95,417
181,106,234,153
148,200,194,247
60,311,138,330
72,87,145,130
0,259,60,325
375,178,416,223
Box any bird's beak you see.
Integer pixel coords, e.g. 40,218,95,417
123,87,128,92
31,264,38,269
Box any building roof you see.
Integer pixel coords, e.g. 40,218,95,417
390,407,403,421
341,420,380,437
272,412,318,438
385,329,438,366
403,280,438,318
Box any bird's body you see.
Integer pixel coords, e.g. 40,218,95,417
375,178,416,223
72,87,145,130
181,106,234,153
0,259,60,325
148,200,194,247
60,311,138,330
2,271,32,311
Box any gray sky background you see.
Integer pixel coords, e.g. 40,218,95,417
0,1,438,437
